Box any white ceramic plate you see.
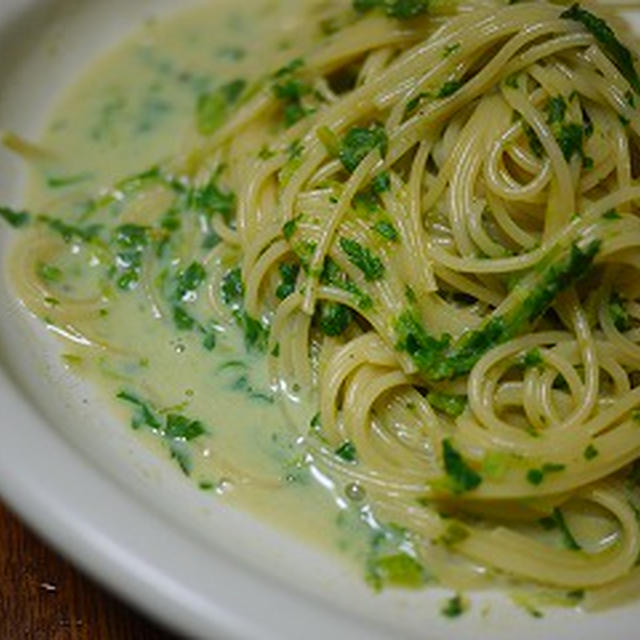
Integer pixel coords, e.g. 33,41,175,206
2,2,640,638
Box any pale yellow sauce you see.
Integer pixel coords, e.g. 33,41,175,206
24,0,371,569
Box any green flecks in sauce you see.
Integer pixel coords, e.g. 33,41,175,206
19,0,361,570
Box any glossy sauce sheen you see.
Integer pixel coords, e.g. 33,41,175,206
24,0,370,571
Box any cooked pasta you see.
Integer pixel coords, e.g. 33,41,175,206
6,0,640,608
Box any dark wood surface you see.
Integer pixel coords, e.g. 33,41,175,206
0,500,179,639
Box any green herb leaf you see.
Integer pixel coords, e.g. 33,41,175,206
584,443,599,460
339,123,388,173
165,414,206,441
318,301,352,336
373,219,399,241
603,208,621,220
197,78,246,135
282,216,301,241
116,390,162,430
335,440,358,462
442,439,482,493
527,468,544,485
427,391,467,418
519,347,543,369
552,507,582,550
173,305,196,331
188,178,236,222
320,257,373,310
37,263,63,283
561,4,640,94
441,594,467,618
239,312,269,351
353,0,428,20
275,262,300,300
46,173,92,188
367,553,426,590
339,237,385,281
0,206,30,228
545,96,567,125
176,262,207,301
437,79,463,98
221,267,244,308
610,291,632,332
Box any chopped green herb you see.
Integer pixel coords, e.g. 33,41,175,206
339,123,388,173
230,375,274,403
443,43,461,57
239,313,269,351
552,507,582,550
386,0,428,19
555,122,585,162
427,391,467,418
527,462,565,485
116,390,162,430
353,0,428,20
609,291,632,332
442,439,482,493
545,95,567,125
405,285,417,304
310,412,322,431
320,257,373,310
318,301,352,336
188,177,236,223
176,262,207,301
519,347,543,369
339,237,385,281
373,219,399,241
258,145,276,160
274,57,305,78
441,594,467,618
524,124,544,158
197,78,247,135
371,171,391,194
279,140,305,185
405,92,429,115
173,305,196,331
46,173,92,188
567,589,585,602
542,462,566,473
37,263,63,283
169,442,192,475
165,413,206,441
282,216,300,241
272,59,313,127
437,79,463,98
335,440,358,463
221,267,244,307
561,4,640,94
275,262,300,299
584,443,599,460
527,468,544,485
202,331,217,351
602,208,621,220
0,206,30,228
504,73,520,89
397,239,600,381
367,553,426,590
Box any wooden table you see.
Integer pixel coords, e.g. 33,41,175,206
0,500,178,639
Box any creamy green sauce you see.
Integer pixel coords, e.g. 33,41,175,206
24,0,378,572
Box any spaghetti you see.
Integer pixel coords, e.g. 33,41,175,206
7,0,640,606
